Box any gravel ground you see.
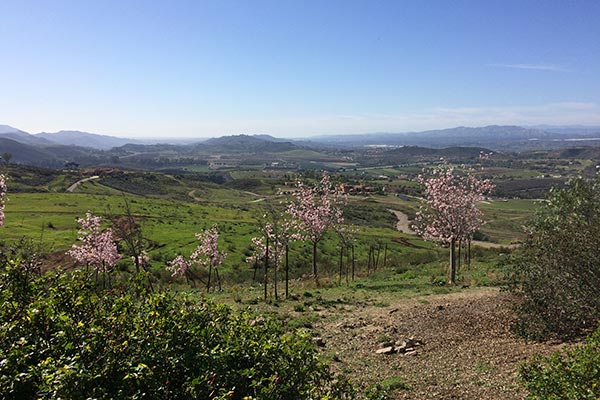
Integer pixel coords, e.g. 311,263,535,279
313,288,566,399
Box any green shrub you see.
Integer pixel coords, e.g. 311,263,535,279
506,176,600,339
0,261,375,399
520,325,600,399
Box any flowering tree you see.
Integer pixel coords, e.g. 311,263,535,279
67,212,121,282
248,218,297,299
0,174,7,227
287,173,346,282
191,225,227,292
167,255,190,278
168,226,227,292
413,166,494,284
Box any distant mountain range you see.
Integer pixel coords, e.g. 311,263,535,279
35,131,144,150
0,125,201,150
308,125,600,150
2,123,600,169
3,123,600,152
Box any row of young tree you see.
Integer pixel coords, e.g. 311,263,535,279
0,165,495,293
167,173,349,298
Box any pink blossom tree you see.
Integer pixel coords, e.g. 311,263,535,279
248,219,296,299
287,173,346,282
168,226,227,291
67,212,121,283
0,174,7,227
167,255,190,278
190,225,227,292
413,166,494,284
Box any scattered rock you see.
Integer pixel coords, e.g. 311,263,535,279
404,350,418,356
313,337,326,347
393,338,424,354
376,346,396,355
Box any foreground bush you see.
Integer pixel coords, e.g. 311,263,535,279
506,176,600,340
520,325,600,399
0,261,375,399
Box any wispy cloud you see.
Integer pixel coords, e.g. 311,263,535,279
489,63,571,72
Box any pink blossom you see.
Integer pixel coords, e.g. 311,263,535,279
247,223,288,267
0,174,7,227
190,225,227,269
413,166,494,245
132,250,150,268
167,255,189,277
286,173,347,244
286,172,347,278
67,212,121,272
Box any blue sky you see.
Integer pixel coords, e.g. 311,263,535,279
1,0,599,138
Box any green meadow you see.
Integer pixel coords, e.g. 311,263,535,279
0,166,534,292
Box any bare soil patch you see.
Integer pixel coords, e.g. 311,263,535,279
388,209,518,249
311,288,565,399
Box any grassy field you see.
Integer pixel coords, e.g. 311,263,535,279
1,164,570,399
0,170,535,290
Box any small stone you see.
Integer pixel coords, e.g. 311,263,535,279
376,346,396,355
313,337,326,347
395,341,408,353
404,350,418,356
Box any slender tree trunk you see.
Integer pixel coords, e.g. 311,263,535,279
338,246,343,284
274,265,278,300
346,246,350,284
312,241,318,283
375,244,381,270
207,264,212,292
449,238,456,285
351,244,355,281
456,240,463,269
215,267,222,291
285,245,289,298
467,238,471,268
265,235,269,301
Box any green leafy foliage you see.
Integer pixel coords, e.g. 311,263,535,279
506,175,600,339
0,260,378,399
520,326,600,399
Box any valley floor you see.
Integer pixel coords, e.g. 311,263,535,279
311,288,565,399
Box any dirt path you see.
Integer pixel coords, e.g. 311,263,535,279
66,176,99,192
188,189,203,202
315,288,565,399
388,209,518,249
388,209,416,234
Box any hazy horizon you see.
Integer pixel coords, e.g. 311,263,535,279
2,1,599,138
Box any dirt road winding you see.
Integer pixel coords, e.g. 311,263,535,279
66,176,99,193
388,209,518,249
